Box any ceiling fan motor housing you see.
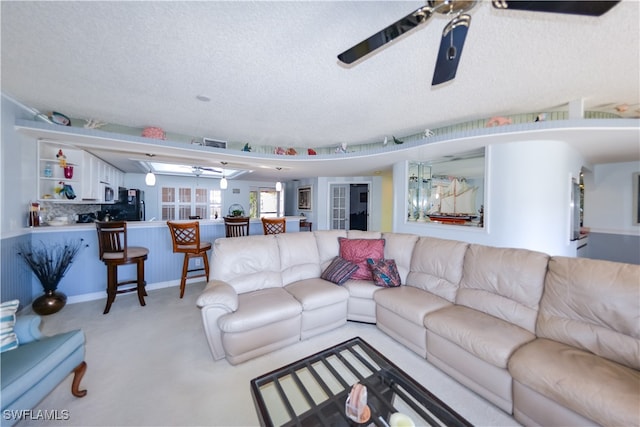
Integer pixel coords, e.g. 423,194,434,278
429,0,477,15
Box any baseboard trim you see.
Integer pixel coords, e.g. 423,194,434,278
66,279,181,304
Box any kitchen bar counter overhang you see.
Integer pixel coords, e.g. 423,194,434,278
17,218,303,304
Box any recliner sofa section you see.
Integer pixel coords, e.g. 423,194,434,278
196,230,639,426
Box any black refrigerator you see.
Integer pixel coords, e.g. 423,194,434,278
115,188,145,221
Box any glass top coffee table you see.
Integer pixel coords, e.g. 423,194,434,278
250,337,472,427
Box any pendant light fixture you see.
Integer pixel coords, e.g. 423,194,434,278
275,167,282,192
220,162,228,190
145,171,156,186
145,154,156,186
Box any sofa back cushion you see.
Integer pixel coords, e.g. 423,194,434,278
406,237,468,302
276,232,321,285
211,235,282,294
538,256,640,370
456,244,548,333
314,230,348,270
382,232,419,284
347,230,382,239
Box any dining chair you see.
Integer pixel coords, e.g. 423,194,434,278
95,221,149,314
167,221,212,298
261,217,286,235
223,216,250,237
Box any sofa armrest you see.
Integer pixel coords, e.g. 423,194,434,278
197,280,238,361
196,280,238,311
13,315,43,345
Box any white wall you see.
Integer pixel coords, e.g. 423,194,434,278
584,161,640,235
394,139,586,256
1,94,38,235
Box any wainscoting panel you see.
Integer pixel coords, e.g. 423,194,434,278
1,233,34,308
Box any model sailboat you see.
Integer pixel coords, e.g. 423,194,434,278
429,178,478,222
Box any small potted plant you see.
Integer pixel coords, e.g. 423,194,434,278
17,239,88,315
228,204,245,217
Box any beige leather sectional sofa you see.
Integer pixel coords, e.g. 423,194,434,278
196,230,639,427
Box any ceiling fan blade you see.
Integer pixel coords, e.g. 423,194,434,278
491,1,620,16
432,14,471,86
338,5,434,64
200,167,223,173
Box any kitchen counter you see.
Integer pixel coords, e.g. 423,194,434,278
29,217,304,232
21,217,304,303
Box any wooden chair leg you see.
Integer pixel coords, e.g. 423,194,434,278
180,254,190,298
203,251,210,282
136,259,146,307
104,265,117,314
71,361,88,398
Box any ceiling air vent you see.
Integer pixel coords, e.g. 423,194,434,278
192,137,227,149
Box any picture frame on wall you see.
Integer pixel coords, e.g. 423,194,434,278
298,186,312,210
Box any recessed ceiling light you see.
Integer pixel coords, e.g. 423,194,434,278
196,95,211,102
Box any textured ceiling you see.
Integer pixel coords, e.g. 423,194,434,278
2,1,639,179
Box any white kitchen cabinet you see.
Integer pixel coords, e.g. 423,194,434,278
37,141,123,203
37,142,83,202
81,151,101,201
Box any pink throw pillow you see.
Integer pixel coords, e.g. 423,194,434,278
339,238,385,280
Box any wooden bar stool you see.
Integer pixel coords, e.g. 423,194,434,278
223,216,250,237
261,217,286,234
167,221,212,298
95,221,148,314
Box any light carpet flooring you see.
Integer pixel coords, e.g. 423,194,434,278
19,283,519,427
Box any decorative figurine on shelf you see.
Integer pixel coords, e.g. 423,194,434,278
486,116,512,127
242,143,252,152
307,148,317,155
535,113,547,122
274,147,286,155
56,149,67,167
335,142,348,154
286,147,297,155
345,383,370,423
56,182,76,200
84,118,107,129
424,129,435,137
141,126,166,140
393,136,403,144
383,136,388,146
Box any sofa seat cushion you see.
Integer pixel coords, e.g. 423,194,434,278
285,278,349,311
375,286,451,325
425,305,535,369
1,330,84,406
342,279,381,299
509,338,640,427
218,288,301,333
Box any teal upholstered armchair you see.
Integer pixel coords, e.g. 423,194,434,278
0,313,87,426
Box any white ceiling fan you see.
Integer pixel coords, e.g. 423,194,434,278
338,0,621,85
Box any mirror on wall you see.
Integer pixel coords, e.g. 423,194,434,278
407,148,485,227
